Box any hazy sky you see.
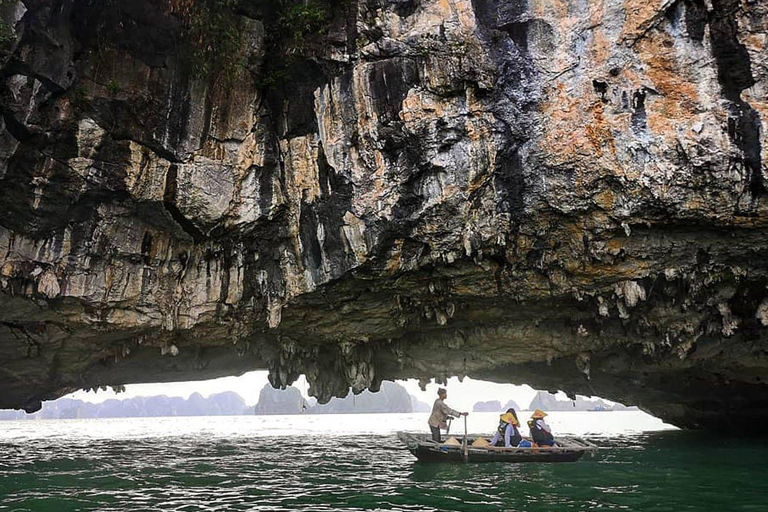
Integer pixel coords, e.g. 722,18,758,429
67,371,584,411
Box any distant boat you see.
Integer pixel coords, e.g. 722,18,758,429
397,432,598,463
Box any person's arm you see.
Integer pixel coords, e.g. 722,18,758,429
490,432,500,445
441,401,462,417
504,424,512,447
538,419,552,433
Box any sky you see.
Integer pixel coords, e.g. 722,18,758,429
66,371,584,411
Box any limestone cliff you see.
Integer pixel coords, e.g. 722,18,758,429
0,0,766,431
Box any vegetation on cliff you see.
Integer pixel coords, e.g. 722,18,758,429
163,0,328,84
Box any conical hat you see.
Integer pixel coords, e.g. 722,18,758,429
472,437,491,448
443,436,461,446
500,412,519,425
531,409,548,419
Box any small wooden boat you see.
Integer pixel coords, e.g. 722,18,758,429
397,432,598,463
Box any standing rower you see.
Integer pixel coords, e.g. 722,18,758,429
427,388,468,443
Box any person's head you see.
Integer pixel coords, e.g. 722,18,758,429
531,409,548,419
437,388,447,399
500,412,519,426
505,407,519,422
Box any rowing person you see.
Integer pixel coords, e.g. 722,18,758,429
528,409,556,446
490,409,523,447
427,388,468,443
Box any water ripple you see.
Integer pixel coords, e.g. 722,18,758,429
1,416,767,511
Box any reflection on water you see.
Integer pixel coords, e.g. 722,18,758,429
0,413,766,511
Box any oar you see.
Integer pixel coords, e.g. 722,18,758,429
462,415,468,462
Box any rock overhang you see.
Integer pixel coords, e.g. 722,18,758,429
0,0,766,431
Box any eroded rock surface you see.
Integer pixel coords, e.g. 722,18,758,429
0,0,767,431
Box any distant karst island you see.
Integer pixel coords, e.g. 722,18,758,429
470,392,637,414
473,399,521,412
0,391,252,420
1,381,428,420
254,381,426,415
1,382,636,421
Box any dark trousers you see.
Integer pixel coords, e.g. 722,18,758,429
430,426,441,443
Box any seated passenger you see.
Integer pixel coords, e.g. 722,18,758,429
490,411,523,448
528,409,555,446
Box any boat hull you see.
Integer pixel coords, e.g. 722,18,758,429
398,432,595,464
408,444,586,463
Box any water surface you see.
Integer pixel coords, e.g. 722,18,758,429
2,412,765,511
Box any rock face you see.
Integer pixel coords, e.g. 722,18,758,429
0,0,766,431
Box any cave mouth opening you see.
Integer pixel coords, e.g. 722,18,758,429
1,372,673,437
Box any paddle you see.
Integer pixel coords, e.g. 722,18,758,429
462,415,468,462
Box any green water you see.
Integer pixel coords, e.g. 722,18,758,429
2,426,767,511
